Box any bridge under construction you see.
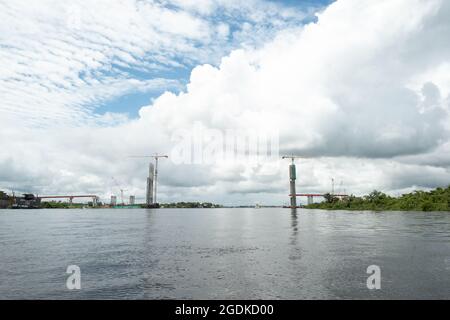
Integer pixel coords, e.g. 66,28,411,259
294,194,349,205
282,156,348,208
38,195,99,206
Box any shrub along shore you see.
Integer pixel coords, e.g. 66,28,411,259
305,186,450,211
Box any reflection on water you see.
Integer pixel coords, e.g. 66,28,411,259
0,208,449,299
290,210,298,246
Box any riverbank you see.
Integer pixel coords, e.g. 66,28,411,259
305,186,450,211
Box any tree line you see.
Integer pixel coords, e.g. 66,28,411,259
306,186,450,211
161,202,223,208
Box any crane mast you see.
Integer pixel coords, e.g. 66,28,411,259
129,154,168,207
111,177,127,206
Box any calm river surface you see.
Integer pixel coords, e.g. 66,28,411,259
0,208,449,299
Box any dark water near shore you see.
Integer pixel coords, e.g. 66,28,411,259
0,208,449,299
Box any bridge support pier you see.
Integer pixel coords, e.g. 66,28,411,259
307,195,313,205
289,164,297,208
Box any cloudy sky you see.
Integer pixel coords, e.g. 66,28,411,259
1,0,449,206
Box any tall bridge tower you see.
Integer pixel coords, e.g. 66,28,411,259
282,155,301,208
146,163,155,206
130,154,168,207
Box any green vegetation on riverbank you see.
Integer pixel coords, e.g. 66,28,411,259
306,186,450,211
41,202,85,209
161,202,223,208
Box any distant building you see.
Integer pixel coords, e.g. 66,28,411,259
129,195,135,205
0,191,10,209
111,195,117,206
11,194,41,209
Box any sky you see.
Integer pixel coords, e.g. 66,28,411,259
1,0,450,206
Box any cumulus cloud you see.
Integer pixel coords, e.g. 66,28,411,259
1,0,450,205
0,0,308,127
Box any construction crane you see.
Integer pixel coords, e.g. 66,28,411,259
129,154,168,205
281,155,302,164
281,155,302,208
111,177,127,206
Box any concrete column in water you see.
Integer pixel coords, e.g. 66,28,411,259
289,164,297,208
146,163,155,206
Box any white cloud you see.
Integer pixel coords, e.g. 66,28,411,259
0,0,309,127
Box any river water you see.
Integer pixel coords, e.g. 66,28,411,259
0,208,449,299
